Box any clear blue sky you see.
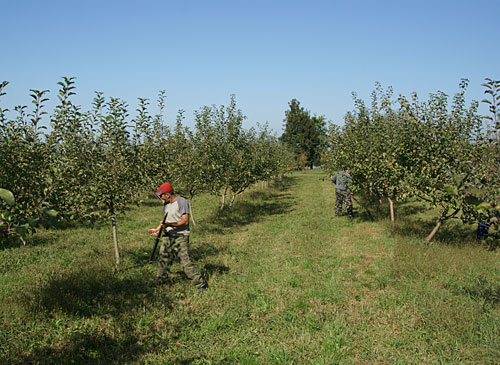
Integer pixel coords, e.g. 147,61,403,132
1,0,499,134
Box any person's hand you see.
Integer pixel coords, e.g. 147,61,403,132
149,228,160,237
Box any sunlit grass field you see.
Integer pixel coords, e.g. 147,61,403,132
1,170,499,364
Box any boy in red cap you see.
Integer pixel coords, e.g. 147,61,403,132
149,183,208,291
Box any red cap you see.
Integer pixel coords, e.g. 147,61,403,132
156,183,173,196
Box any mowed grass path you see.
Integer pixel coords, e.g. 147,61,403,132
1,170,499,364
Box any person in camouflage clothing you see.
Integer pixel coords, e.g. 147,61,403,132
149,183,208,291
331,169,353,217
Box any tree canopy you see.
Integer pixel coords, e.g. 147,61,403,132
280,99,327,169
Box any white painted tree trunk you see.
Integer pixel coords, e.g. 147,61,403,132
112,216,120,267
220,186,228,211
388,197,395,224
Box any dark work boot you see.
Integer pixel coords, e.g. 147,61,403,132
197,282,208,292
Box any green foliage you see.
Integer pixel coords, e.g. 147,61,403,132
280,99,327,169
461,78,500,243
0,79,294,245
399,80,482,235
0,187,58,244
0,81,58,243
323,83,410,221
0,188,15,207
323,79,497,243
193,96,294,210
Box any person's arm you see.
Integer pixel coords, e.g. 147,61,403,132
149,205,168,236
163,198,190,229
331,174,337,183
164,213,189,228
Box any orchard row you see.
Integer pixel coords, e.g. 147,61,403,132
322,79,500,244
0,77,296,244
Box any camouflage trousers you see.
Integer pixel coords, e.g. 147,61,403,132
335,190,353,216
157,234,205,288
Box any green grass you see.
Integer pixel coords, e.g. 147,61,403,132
1,170,499,364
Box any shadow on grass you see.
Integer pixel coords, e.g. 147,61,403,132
391,216,476,246
269,175,299,192
119,248,156,268
353,198,478,246
190,241,227,261
121,240,227,269
347,209,375,223
349,196,385,223
168,262,230,285
354,197,429,222
462,282,500,305
20,266,169,318
446,276,500,306
206,189,295,230
0,233,57,251
202,263,230,278
9,264,175,363
17,331,143,365
9,261,207,364
395,202,430,217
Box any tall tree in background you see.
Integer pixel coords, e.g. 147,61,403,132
280,99,326,168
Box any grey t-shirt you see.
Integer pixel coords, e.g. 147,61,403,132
163,196,190,236
332,171,351,191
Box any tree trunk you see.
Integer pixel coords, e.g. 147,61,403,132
188,198,196,226
388,197,395,224
425,218,443,244
111,216,120,267
424,207,460,244
220,186,228,211
110,197,120,267
229,192,237,208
